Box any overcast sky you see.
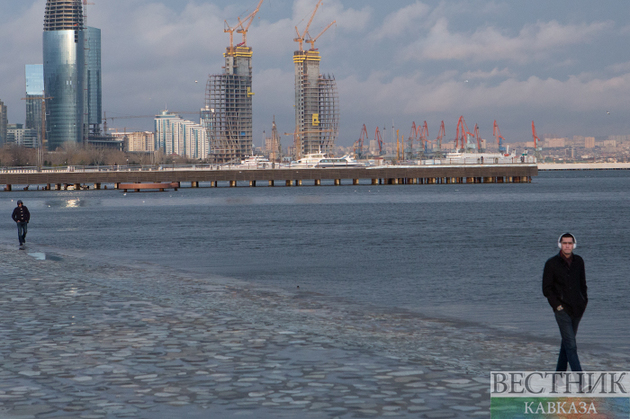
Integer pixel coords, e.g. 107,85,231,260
1,0,629,147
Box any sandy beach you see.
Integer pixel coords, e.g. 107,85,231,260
1,244,628,418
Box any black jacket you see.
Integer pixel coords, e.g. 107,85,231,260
542,252,588,318
12,205,30,223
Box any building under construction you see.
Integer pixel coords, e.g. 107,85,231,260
293,0,339,158
205,1,263,163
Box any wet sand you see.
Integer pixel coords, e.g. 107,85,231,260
0,244,627,418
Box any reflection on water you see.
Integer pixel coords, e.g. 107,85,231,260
44,198,87,208
27,252,63,261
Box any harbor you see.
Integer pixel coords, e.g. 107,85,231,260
0,163,537,191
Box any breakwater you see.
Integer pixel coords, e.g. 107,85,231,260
0,164,537,191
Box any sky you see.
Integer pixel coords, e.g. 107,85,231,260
0,0,629,148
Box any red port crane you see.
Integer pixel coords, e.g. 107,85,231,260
532,121,543,160
374,126,384,155
493,120,507,154
353,124,368,158
435,120,445,157
418,121,429,154
455,116,473,151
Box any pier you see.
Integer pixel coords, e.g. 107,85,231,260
0,164,537,191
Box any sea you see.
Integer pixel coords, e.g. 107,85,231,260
1,170,629,354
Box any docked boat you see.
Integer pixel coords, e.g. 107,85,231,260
237,155,271,169
288,153,364,168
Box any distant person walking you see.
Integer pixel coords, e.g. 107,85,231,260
11,200,30,246
543,233,588,371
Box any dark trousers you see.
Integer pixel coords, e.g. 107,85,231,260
554,310,582,371
17,221,28,245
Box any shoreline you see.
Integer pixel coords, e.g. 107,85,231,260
1,244,628,418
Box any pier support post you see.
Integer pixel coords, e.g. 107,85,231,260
371,178,378,185
230,180,237,187
334,179,341,186
191,181,199,188
315,179,321,186
4,184,11,191
74,183,81,190
249,180,256,187
297,180,302,186
269,180,274,187
94,183,101,190
353,179,359,185
211,181,217,187
286,180,293,186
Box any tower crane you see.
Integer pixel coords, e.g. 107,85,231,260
294,0,330,52
305,20,336,50
236,0,264,46
353,124,368,158
532,121,543,161
493,120,507,154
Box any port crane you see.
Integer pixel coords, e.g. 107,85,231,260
374,126,384,156
456,116,476,152
435,121,445,158
532,121,543,161
353,124,368,158
493,120,507,154
418,121,429,155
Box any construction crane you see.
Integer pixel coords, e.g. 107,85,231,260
374,126,384,156
236,0,264,46
305,20,336,50
532,121,543,161
294,0,327,52
493,120,507,154
353,124,368,158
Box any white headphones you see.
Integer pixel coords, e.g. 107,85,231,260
558,233,577,249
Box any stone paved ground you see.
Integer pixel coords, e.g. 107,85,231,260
0,244,628,419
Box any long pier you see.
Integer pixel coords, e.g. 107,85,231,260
0,164,537,191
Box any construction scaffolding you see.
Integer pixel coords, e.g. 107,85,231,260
293,50,339,158
205,46,254,163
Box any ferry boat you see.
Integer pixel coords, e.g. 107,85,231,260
288,153,364,168
237,155,271,169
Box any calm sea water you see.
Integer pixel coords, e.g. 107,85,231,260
2,170,629,352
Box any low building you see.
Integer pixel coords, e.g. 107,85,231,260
154,111,208,159
111,131,155,152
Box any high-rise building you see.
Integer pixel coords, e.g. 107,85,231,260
25,64,45,148
155,111,208,159
85,26,102,137
43,0,85,150
292,14,339,159
205,45,254,163
0,100,7,146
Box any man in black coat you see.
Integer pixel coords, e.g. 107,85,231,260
542,233,588,372
11,200,30,246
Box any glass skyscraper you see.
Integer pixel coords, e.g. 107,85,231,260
43,0,85,150
85,27,102,135
25,64,44,148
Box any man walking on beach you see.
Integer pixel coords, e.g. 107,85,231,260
11,200,30,246
543,233,588,371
